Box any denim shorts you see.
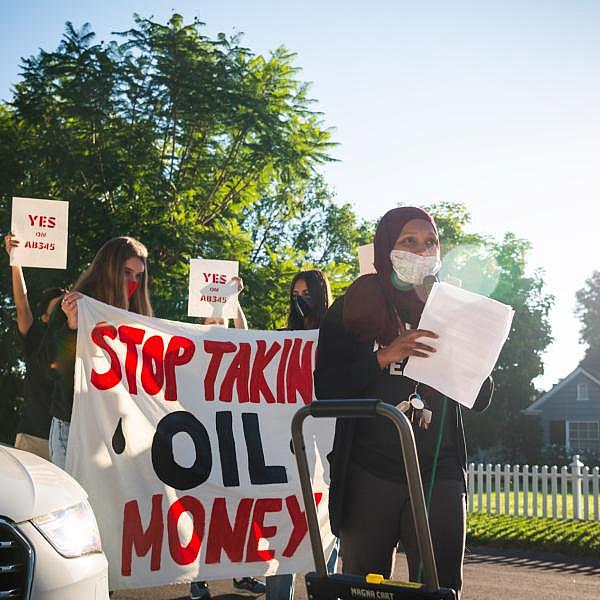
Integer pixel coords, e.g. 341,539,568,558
49,417,70,470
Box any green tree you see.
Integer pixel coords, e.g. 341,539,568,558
0,14,338,441
2,14,334,308
237,175,375,329
427,204,553,462
575,270,600,361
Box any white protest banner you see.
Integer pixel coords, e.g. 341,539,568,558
357,243,375,275
10,197,69,269
67,297,335,590
188,258,240,319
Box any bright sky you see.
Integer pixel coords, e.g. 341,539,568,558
2,1,599,390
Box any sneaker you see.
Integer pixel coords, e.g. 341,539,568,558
190,581,212,600
233,577,266,594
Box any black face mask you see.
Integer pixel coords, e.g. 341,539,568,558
292,294,314,319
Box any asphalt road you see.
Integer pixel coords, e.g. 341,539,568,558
113,546,600,600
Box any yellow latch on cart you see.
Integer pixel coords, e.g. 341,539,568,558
365,574,423,589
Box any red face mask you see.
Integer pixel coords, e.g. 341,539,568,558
127,280,139,299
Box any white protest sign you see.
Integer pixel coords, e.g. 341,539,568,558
188,258,240,319
67,297,335,590
10,197,69,269
358,243,375,275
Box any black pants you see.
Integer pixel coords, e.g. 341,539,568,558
340,461,466,598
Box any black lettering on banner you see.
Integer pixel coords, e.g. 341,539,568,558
152,411,212,489
215,411,240,487
242,413,287,485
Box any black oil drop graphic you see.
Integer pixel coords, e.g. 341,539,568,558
112,417,126,454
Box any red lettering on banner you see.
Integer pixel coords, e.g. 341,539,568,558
282,493,323,557
246,498,282,562
205,498,253,563
286,339,314,404
203,338,313,404
122,494,164,575
119,325,145,394
204,341,237,400
164,336,196,401
90,324,195,400
276,339,292,403
220,342,251,402
167,496,205,565
120,493,322,576
90,324,121,389
90,321,315,405
142,335,165,395
249,340,281,403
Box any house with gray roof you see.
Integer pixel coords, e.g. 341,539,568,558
524,352,600,453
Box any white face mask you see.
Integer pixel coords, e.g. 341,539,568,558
389,250,441,285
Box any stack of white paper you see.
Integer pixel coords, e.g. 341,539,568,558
403,282,514,408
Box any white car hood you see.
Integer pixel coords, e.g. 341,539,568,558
0,445,87,523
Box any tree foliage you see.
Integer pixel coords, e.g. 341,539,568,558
427,204,554,462
575,270,600,355
0,15,348,441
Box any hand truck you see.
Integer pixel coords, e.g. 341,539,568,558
291,399,456,600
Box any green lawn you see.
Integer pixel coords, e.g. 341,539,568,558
467,512,600,557
468,490,599,520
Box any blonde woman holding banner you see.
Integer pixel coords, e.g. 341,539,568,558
47,236,153,469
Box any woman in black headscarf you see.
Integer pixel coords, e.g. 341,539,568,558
314,207,493,599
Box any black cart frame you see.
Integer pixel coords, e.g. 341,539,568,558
291,399,455,600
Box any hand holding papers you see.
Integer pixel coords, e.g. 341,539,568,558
403,282,514,408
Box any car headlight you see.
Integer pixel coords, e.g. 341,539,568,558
32,499,102,557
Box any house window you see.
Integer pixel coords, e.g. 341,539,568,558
549,420,565,445
568,421,599,452
577,382,589,401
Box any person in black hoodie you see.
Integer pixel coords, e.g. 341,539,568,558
5,233,65,459
314,207,493,599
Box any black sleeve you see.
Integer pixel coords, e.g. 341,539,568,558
47,303,77,397
21,320,44,359
471,376,494,412
314,296,381,400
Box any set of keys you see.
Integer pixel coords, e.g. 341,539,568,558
397,390,432,430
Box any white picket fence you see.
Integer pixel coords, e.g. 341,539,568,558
467,455,600,521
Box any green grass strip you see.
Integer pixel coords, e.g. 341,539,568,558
467,513,600,557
